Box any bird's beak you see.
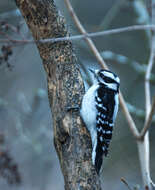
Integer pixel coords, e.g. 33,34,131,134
89,68,99,78
88,68,95,74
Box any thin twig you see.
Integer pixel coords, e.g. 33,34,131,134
0,24,155,44
0,38,31,44
126,102,155,123
140,96,155,140
121,178,133,190
64,0,140,139
151,179,155,188
64,0,107,68
145,36,155,116
0,31,14,42
137,31,155,190
5,23,25,40
102,51,155,84
145,0,152,19
99,0,125,30
119,93,140,138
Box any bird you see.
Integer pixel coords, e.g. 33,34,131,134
80,69,120,174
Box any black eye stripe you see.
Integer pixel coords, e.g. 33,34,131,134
98,71,119,85
104,77,115,83
99,74,116,83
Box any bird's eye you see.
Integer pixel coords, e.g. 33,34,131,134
104,77,114,83
98,72,116,83
99,72,105,78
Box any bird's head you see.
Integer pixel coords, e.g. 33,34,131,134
89,69,120,92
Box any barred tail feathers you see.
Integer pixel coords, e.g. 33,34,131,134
92,133,110,174
92,137,105,174
90,123,111,174
93,140,104,174
92,138,97,165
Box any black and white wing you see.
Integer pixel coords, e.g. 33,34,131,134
93,87,118,174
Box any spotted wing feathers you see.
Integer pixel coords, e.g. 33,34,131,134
94,89,115,174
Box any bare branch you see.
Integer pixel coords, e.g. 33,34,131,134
145,36,155,116
1,24,155,44
119,93,140,139
140,96,155,140
126,102,155,123
64,0,107,68
145,0,152,18
99,0,125,30
102,51,155,84
121,178,133,190
137,30,155,190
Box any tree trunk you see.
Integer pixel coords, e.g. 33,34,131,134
15,0,102,189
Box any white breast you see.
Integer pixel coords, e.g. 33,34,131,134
80,84,99,145
113,93,119,122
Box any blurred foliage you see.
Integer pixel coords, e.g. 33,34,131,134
0,134,21,185
0,45,13,70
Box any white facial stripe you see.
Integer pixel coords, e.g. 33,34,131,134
101,80,118,90
103,71,120,84
115,77,120,84
95,69,120,87
103,71,115,80
100,136,103,142
107,83,117,90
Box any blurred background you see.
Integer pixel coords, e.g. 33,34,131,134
0,0,155,189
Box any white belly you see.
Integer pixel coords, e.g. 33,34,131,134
80,84,98,145
113,93,119,122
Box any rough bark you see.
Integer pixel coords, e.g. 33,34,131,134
15,0,102,189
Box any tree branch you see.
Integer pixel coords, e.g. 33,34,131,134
137,33,155,190
140,96,155,140
119,93,140,138
1,24,155,44
64,0,108,68
15,0,102,189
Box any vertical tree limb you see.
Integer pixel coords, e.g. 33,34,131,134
137,34,155,190
15,0,102,189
